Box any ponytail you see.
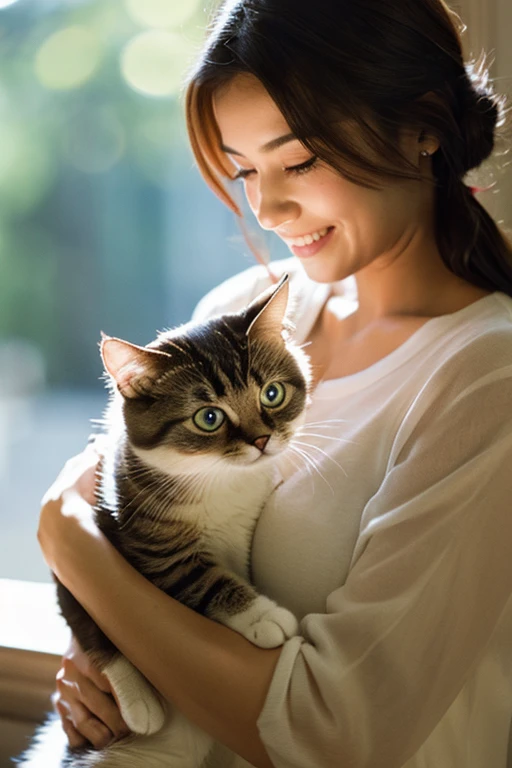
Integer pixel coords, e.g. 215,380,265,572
435,179,512,296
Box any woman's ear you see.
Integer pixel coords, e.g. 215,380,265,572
415,92,443,156
397,92,442,166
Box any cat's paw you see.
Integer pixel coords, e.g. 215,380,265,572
103,655,166,735
227,597,299,649
248,605,299,648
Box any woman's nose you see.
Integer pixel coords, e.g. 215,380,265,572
249,178,299,231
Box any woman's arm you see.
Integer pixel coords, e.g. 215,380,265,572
39,489,280,768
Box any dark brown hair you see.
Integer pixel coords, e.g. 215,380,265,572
185,0,512,295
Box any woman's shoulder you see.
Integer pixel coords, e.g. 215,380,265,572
382,293,512,472
399,291,512,422
446,291,512,361
191,257,322,324
409,292,512,395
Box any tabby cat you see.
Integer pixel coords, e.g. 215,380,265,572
18,274,311,768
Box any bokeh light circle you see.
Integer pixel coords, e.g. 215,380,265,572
35,26,102,91
124,0,200,29
121,31,192,98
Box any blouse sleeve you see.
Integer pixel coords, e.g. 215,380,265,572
257,357,512,768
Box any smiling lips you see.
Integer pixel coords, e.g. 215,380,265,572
284,226,331,247
283,226,335,258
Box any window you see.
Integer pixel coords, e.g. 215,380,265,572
0,3,289,756
0,0,288,586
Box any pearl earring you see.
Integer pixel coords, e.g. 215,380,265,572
420,150,431,157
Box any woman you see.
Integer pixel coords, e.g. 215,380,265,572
38,0,512,766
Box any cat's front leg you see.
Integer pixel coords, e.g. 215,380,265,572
56,581,166,737
219,594,299,648
102,653,167,736
200,571,299,649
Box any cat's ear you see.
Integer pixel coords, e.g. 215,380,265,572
100,334,173,399
245,274,291,341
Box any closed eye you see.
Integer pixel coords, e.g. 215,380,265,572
232,156,318,181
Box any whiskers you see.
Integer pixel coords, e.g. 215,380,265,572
279,416,351,496
286,442,334,496
302,417,349,429
294,437,347,474
297,417,354,451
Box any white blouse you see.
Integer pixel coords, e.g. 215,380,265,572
192,258,512,768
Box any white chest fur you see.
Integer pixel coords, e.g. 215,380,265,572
131,440,277,581
191,467,276,579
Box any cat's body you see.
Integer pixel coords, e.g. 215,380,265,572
18,275,311,768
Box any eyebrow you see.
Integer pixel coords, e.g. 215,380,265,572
220,132,298,157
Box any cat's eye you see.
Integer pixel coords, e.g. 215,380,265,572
193,407,226,432
260,382,286,408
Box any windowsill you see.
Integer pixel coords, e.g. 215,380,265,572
0,578,69,655
0,579,69,724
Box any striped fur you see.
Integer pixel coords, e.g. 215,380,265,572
19,275,311,768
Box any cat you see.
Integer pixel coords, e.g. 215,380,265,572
18,273,312,768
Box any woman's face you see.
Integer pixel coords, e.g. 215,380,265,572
213,74,437,285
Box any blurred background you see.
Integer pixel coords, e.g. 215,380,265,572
0,0,290,583
0,0,510,583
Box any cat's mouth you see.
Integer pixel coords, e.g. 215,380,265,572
224,438,289,465
225,450,270,465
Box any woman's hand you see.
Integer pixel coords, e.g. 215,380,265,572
38,440,105,574
40,441,130,747
42,437,104,508
53,636,131,749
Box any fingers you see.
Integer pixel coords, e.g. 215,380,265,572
75,463,99,506
59,662,130,741
54,694,113,750
56,708,88,749
54,648,131,749
52,693,94,750
87,434,109,460
77,439,105,504
41,444,101,508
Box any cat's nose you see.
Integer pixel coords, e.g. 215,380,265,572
253,435,270,452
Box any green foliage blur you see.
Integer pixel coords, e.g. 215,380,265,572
0,0,266,390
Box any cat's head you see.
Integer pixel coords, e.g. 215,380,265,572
100,275,311,474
